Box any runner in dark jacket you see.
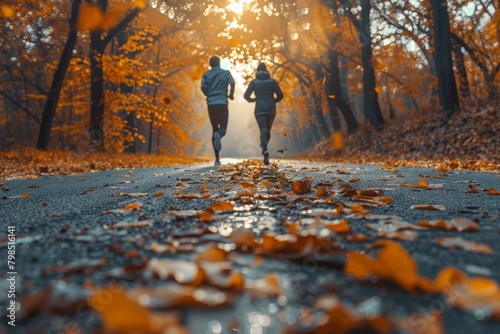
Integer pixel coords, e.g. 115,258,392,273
244,63,283,165
201,56,235,166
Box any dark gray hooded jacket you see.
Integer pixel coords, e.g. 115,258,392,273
244,70,284,115
201,66,235,105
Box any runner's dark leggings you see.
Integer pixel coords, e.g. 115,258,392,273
255,114,275,153
208,104,228,159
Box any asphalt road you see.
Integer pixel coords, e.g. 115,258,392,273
0,158,499,334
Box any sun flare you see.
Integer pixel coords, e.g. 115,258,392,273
226,0,254,15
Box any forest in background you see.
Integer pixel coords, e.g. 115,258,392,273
0,0,498,161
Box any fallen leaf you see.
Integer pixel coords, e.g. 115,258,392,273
366,220,427,232
123,192,149,197
434,236,492,254
89,288,180,333
325,218,351,233
418,179,429,188
245,274,283,299
114,219,154,229
148,258,204,285
442,273,500,321
417,217,479,232
127,283,235,309
486,188,500,195
376,230,418,241
410,204,446,211
178,193,211,199
201,181,209,192
293,179,311,195
209,201,234,212
345,241,423,292
2,192,30,199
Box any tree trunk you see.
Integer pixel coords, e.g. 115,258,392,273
148,119,154,154
359,0,384,129
451,40,470,99
89,32,106,151
115,30,137,153
323,0,358,133
88,0,140,151
156,125,161,154
37,0,82,150
431,0,460,121
326,89,342,132
327,49,359,132
310,95,331,139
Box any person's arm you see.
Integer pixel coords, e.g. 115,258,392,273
228,71,235,100
274,79,284,103
200,73,208,96
243,81,256,103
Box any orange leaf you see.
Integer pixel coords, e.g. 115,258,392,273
123,201,143,211
210,201,234,212
434,267,467,291
375,241,419,291
418,179,429,188
292,179,311,195
89,289,175,333
347,204,365,213
316,188,328,197
332,132,343,154
199,211,212,223
152,191,164,197
349,233,370,242
259,181,274,188
77,2,104,31
486,188,500,195
1,5,16,18
133,0,148,9
194,246,226,264
326,219,351,233
344,252,382,280
201,181,208,193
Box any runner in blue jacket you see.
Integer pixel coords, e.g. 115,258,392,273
201,56,235,166
244,63,283,165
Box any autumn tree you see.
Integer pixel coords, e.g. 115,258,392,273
86,0,143,151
